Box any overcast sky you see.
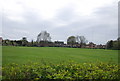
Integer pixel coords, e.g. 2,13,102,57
0,0,118,44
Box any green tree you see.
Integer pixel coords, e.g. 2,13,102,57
31,40,34,46
67,36,76,47
117,37,120,41
106,40,113,49
21,37,28,46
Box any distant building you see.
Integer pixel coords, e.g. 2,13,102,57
97,44,106,49
85,42,96,48
54,41,64,44
84,42,106,49
54,41,64,47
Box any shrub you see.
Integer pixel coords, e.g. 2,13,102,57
2,62,120,81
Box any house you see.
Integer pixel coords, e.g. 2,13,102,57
54,41,64,47
85,42,96,48
97,44,106,49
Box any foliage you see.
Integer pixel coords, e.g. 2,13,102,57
2,62,119,80
67,36,88,48
67,36,77,45
106,40,113,49
106,39,120,50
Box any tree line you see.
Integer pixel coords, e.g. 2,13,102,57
106,37,120,50
1,30,120,50
1,36,120,50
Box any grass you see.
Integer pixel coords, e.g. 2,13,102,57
2,46,118,65
2,46,119,80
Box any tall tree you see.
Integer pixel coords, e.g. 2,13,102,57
117,37,120,41
37,31,51,42
106,40,113,49
21,37,28,46
76,36,87,47
31,40,34,46
67,36,76,47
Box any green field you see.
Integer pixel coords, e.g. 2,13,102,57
2,46,118,65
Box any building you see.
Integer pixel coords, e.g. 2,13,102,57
54,41,64,47
85,42,96,48
97,44,106,49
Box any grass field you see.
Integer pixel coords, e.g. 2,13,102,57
2,46,118,65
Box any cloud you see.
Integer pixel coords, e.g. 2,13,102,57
49,2,118,44
1,0,118,44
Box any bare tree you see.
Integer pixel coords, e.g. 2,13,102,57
76,36,88,47
37,31,51,42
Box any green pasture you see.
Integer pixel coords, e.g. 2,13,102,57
2,46,118,65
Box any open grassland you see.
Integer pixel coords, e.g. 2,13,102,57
2,46,118,65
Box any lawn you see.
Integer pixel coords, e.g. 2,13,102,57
2,46,118,65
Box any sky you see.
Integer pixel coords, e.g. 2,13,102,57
0,0,118,44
